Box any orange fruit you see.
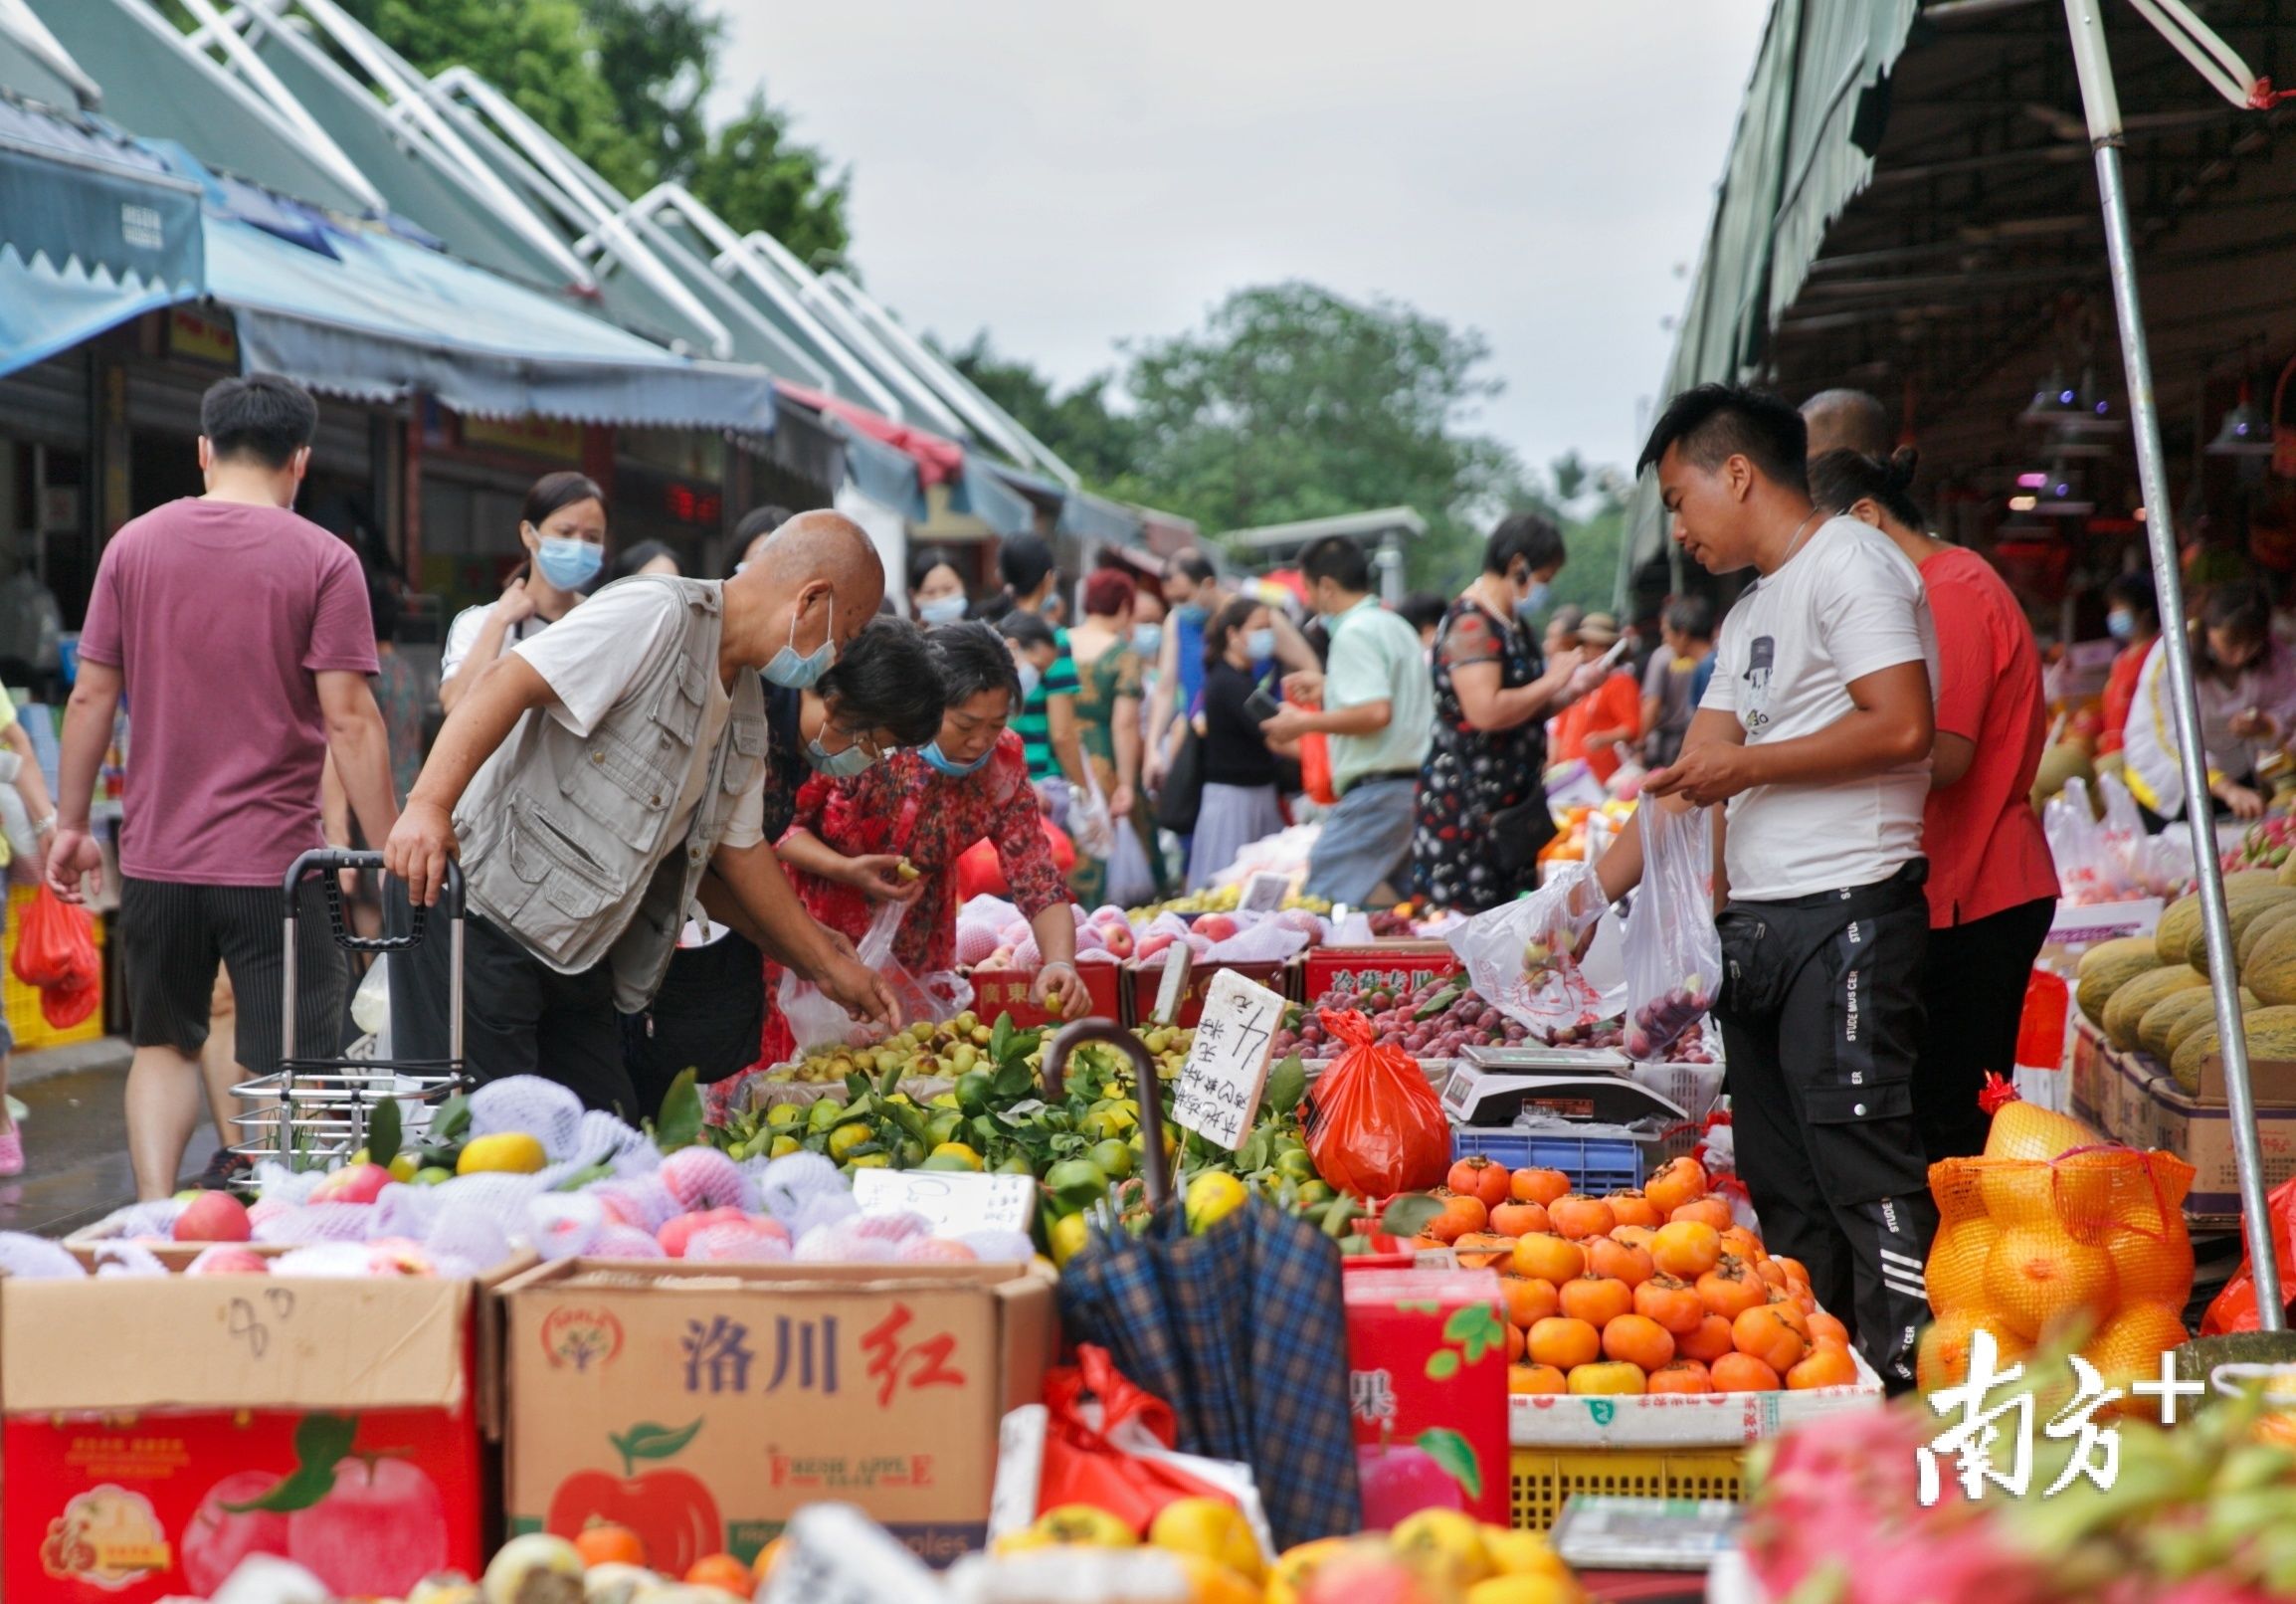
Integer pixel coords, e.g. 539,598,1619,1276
1925,1214,2000,1311
574,1523,648,1567
1709,1352,1782,1392
1606,1190,1661,1230
1983,1091,2102,1163
1587,1237,1654,1288
1449,1155,1514,1209
1670,1197,1734,1232
1528,1315,1602,1370
1773,1255,1811,1288
2103,1213,2194,1308
1559,1275,1633,1329
1786,1345,1859,1390
1733,1305,1812,1373
1679,1313,1737,1364
1648,1359,1713,1394
1504,1276,1561,1329
1511,1233,1586,1284
1490,1200,1551,1238
1633,1275,1706,1335
1507,1321,1526,1362
1509,1362,1568,1395
2079,1302,2190,1405
1567,1360,1647,1396
1807,1310,1850,1348
1512,1167,1572,1206
1610,1224,1657,1253
1697,1264,1769,1320
1649,1221,1723,1279
753,1536,786,1579
1602,1312,1677,1371
687,1554,755,1593
1916,1308,2031,1394
1452,1232,1516,1269
1719,1227,1767,1262
1643,1156,1708,1218
1549,1194,1617,1241
1753,1258,1788,1288
1982,1224,2117,1342
1427,1192,1490,1244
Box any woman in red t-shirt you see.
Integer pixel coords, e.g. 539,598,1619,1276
1811,449,2059,1161
2097,569,2161,757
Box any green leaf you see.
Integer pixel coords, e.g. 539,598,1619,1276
430,1093,471,1144
1425,1348,1460,1381
226,1413,357,1512
878,1058,907,1099
653,1069,703,1152
1448,1304,1507,1363
1264,1055,1308,1120
1380,1194,1443,1239
991,1060,1038,1101
991,1013,1014,1065
844,1070,868,1101
554,1161,613,1192
612,1418,703,1474
1413,981,1466,1022
366,1098,402,1168
1414,1427,1484,1502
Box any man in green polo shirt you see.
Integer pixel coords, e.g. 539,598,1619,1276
1262,535,1433,904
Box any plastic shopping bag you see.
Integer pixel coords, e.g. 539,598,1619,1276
1034,1345,1237,1534
13,885,96,990
776,901,969,1054
1446,861,1621,1042
1621,802,1721,1060
1301,1009,1449,1197
1070,774,1116,863
2203,1173,2296,1334
1299,730,1337,807
2045,776,2132,904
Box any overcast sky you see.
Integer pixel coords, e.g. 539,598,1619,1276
712,2,1769,483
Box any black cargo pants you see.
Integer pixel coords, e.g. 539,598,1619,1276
1713,861,1938,1392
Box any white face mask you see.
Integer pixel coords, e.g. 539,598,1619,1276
1017,661,1043,702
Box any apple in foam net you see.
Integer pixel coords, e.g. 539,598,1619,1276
181,1472,289,1596
185,1246,271,1276
1097,920,1135,958
174,1191,253,1243
1137,932,1174,961
657,1207,749,1258
286,1456,448,1598
308,1162,391,1206
1194,914,1239,943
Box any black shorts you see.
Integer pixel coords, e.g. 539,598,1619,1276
621,931,766,1118
117,877,347,1075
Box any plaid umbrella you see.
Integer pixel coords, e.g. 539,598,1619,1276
1058,1196,1361,1551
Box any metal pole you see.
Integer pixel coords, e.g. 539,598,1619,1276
2063,0,2282,1326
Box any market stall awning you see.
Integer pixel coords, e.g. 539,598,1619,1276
1055,486,1146,547
821,413,926,522
0,100,203,376
204,214,777,429
0,0,96,108
782,382,964,486
950,452,1037,537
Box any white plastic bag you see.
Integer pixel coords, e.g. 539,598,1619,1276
2045,776,2125,903
350,954,391,1040
1621,802,1721,1060
778,901,971,1053
1069,774,1116,862
1447,862,1623,1041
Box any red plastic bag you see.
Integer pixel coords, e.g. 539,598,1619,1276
954,823,1075,902
1036,1345,1232,1533
1299,731,1336,807
41,977,97,1030
2203,1174,2296,1334
1301,1008,1449,1197
13,886,96,990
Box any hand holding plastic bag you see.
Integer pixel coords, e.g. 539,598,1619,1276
778,902,969,1054
1446,862,1620,1042
1622,802,1720,1060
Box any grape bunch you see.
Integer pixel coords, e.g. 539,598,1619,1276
1269,976,1534,1061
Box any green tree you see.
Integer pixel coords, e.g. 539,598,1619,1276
1111,283,1523,588
686,92,852,269
943,333,1138,488
583,0,720,177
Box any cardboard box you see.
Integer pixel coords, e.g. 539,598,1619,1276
1301,942,1462,1004
2,1260,504,1602
501,1258,1055,1569
1509,1347,1883,1448
1126,958,1291,1027
2068,1017,2114,1129
2138,1074,2296,1221
2048,897,2164,945
964,962,1127,1030
1345,1269,1508,1527
2178,1046,2296,1107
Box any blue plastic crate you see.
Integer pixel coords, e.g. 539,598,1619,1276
1450,1129,1643,1194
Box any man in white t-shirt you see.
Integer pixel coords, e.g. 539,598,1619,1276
1594,383,1939,1391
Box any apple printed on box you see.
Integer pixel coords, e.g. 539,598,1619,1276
1343,1269,1509,1526
544,1419,724,1578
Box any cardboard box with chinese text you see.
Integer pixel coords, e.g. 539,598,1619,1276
1344,1268,1508,1526
500,1258,1055,1569
963,962,1127,1030
1302,942,1462,1004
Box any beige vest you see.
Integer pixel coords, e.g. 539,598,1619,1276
455,576,768,1011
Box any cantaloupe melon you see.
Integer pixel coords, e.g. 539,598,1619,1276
2143,985,2257,1063
2279,852,2296,888
2104,964,2204,1050
2245,917,2296,1008
2157,872,2287,966
2076,938,2161,1026
2171,1004,2296,1096
2239,901,2296,971
2192,887,2296,975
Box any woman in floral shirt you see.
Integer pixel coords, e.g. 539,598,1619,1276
779,622,1087,1020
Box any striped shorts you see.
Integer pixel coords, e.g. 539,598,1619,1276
116,878,346,1076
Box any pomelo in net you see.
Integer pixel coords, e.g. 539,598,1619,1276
1917,1307,2031,1394
1923,1213,1999,1313
2103,1211,2194,1309
2079,1301,2189,1410
1979,1073,2104,1162
1982,1223,2117,1342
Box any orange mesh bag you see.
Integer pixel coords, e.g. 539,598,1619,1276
1301,1008,1448,1197
1921,1076,2193,1399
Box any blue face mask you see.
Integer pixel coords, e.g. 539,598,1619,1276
2106,611,2135,643
917,594,967,626
1245,627,1277,663
535,536,602,591
805,729,875,777
921,738,992,778
1017,661,1042,702
1132,622,1163,657
1517,581,1551,620
764,596,837,689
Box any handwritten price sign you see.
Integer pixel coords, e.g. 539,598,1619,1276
1172,967,1286,1148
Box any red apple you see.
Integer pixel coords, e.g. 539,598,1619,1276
1097,920,1136,958
174,1191,253,1243
1357,1443,1466,1527
182,1472,290,1596
185,1245,271,1276
547,1465,721,1579
657,1206,749,1258
1195,914,1239,943
286,1456,447,1598
1137,932,1174,961
308,1162,390,1205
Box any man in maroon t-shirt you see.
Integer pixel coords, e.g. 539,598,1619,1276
48,375,399,1200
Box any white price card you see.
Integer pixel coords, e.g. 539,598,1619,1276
1172,967,1285,1149
1239,870,1291,914
851,1168,1037,1239
763,1503,945,1604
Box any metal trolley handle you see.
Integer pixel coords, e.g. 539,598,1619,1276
280,850,465,1065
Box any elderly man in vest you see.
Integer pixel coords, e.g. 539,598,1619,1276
385,510,897,1112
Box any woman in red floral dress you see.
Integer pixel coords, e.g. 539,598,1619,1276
776,622,1087,1033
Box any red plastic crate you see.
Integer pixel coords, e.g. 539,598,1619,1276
1125,958,1292,1027
962,962,1127,1029
1300,942,1460,1004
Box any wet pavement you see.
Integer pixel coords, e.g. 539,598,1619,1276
0,1040,219,1238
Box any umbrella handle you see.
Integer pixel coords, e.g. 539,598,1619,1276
1043,1019,1171,1215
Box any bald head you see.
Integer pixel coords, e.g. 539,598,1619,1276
1801,389,1891,461
726,508,884,666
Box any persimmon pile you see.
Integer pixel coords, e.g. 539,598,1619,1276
1417,1154,1860,1396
